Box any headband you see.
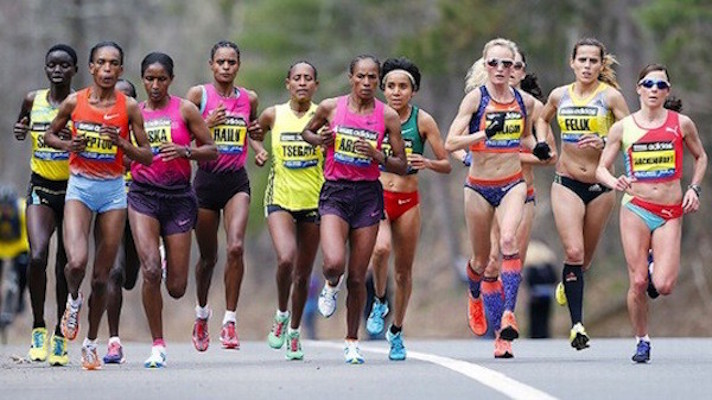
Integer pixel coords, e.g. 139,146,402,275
383,69,416,89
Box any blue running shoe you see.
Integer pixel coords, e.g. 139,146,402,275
144,345,167,368
386,326,406,361
632,340,651,363
366,299,389,336
344,340,365,364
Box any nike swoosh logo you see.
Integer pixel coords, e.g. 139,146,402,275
370,211,380,217
177,219,191,226
397,199,411,205
661,209,673,218
104,113,119,120
500,183,517,192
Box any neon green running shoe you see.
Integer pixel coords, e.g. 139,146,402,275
267,312,290,349
48,335,69,366
285,330,304,361
555,282,568,306
28,327,49,362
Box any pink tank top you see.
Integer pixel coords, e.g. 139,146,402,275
197,84,251,173
132,96,192,189
326,96,386,181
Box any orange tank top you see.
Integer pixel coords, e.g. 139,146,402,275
70,88,129,179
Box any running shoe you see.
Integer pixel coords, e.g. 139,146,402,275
499,310,520,341
632,340,651,364
386,327,406,361
318,278,342,318
569,322,590,351
192,316,210,352
285,330,304,361
268,312,290,349
344,340,365,364
48,334,69,366
366,299,389,336
494,336,514,359
647,255,660,299
81,343,101,370
61,293,83,341
220,321,240,350
103,340,125,364
555,282,567,306
144,345,167,368
467,294,488,336
28,327,49,362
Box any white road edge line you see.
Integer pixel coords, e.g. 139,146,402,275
308,341,558,400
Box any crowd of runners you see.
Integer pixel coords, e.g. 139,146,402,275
5,36,705,369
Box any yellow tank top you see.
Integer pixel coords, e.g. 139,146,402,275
29,89,71,181
0,198,29,258
556,82,614,144
264,103,324,211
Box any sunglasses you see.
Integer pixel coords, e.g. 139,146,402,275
513,62,525,71
639,78,670,90
486,58,514,69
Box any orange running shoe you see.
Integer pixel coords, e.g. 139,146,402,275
499,310,519,341
81,344,101,370
60,293,83,341
467,294,487,336
494,336,514,359
220,321,240,350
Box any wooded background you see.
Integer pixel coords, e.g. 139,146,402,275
1,0,710,341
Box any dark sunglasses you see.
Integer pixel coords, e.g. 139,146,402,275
639,78,670,90
513,62,525,71
486,58,514,69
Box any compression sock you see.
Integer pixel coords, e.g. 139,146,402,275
563,264,584,324
482,276,504,332
501,253,522,312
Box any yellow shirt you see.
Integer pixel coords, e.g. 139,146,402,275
264,103,324,211
557,82,614,144
29,89,71,181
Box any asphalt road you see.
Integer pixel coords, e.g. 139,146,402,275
2,338,711,399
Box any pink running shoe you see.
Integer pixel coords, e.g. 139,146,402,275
220,321,240,350
103,341,125,364
192,317,210,352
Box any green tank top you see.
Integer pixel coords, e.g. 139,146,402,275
381,105,425,174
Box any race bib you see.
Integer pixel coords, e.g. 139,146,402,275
212,116,247,155
559,106,601,143
145,117,173,155
280,132,319,169
629,141,676,180
32,122,69,161
76,121,117,162
334,126,378,167
485,111,523,149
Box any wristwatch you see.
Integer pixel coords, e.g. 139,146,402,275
184,146,192,159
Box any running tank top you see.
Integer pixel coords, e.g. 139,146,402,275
264,102,324,211
197,84,251,173
380,105,424,174
70,88,129,179
557,82,614,143
327,96,387,182
131,96,192,189
29,89,71,181
621,111,683,183
469,86,527,153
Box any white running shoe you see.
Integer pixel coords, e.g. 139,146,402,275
144,345,167,368
344,340,365,364
318,277,342,318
